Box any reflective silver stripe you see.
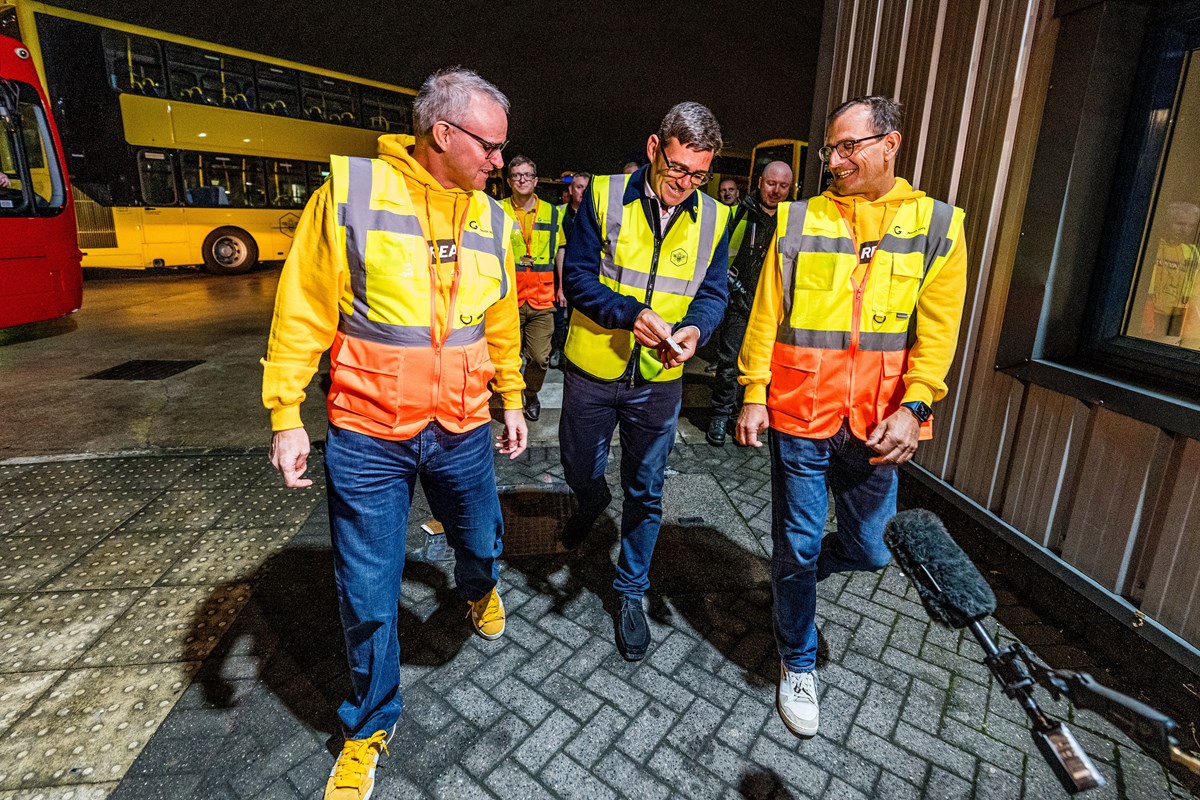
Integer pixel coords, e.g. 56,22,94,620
795,235,855,255
859,331,908,351
600,177,625,280
520,262,555,272
339,317,432,347
598,264,701,297
342,157,377,325
690,195,717,291
878,233,928,255
548,204,559,254
532,223,556,231
776,327,849,349
778,200,810,320
446,322,485,345
488,199,509,298
924,201,955,275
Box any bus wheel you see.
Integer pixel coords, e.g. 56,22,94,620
202,227,259,275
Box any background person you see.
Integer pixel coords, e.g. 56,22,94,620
261,67,527,800
736,96,968,738
718,177,740,205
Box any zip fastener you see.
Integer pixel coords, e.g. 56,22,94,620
632,235,664,387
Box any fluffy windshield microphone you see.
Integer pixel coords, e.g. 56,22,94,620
883,508,996,629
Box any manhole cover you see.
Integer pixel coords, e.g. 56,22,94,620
498,484,574,556
83,359,205,381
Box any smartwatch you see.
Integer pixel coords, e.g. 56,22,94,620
901,400,932,423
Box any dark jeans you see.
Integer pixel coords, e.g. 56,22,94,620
324,422,504,738
711,310,749,417
559,370,682,599
552,304,570,352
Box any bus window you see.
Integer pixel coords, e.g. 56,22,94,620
301,74,357,126
101,29,164,97
362,87,412,133
181,152,266,207
165,44,255,110
138,151,177,205
0,117,30,215
307,162,329,195
267,159,309,207
256,64,299,117
3,84,67,214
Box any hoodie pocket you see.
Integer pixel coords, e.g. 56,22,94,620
328,336,401,426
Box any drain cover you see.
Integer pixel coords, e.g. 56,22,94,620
498,485,574,556
84,360,205,381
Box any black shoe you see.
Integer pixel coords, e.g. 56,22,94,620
615,597,650,661
706,414,729,447
549,350,562,369
559,509,597,551
523,392,541,422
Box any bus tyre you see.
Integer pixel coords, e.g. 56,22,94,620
202,227,258,275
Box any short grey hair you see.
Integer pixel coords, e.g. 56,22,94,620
508,155,536,175
413,67,509,138
657,101,722,153
828,96,902,135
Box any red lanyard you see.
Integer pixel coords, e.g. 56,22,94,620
517,198,540,259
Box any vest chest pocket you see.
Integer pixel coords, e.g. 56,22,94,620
793,252,838,292
887,254,924,317
457,250,504,319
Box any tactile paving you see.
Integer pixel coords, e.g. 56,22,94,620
11,493,152,537
0,590,141,671
0,535,108,592
0,494,68,536
170,455,280,490
0,461,115,496
156,528,295,586
0,661,198,791
80,584,251,666
0,671,61,736
43,530,207,591
497,485,574,556
212,486,323,529
118,488,243,532
0,783,117,799
77,458,197,493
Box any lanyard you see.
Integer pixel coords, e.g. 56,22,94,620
517,197,539,259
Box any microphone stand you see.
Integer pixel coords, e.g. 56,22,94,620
966,619,1106,794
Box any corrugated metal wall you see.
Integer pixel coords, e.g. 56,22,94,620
822,0,1200,653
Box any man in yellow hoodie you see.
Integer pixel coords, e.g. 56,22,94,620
736,96,967,738
261,67,526,800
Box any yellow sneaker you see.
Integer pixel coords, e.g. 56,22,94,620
325,729,389,800
467,587,505,640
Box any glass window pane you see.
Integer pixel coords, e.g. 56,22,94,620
138,151,177,205
308,162,329,196
102,29,164,97
300,74,358,126
266,159,308,207
181,151,265,207
256,64,299,117
362,88,412,133
1123,50,1200,352
165,44,255,110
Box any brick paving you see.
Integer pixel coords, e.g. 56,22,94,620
0,440,1195,799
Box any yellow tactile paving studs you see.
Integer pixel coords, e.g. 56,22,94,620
159,528,297,585
0,591,142,671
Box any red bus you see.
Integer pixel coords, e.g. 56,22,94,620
0,32,80,327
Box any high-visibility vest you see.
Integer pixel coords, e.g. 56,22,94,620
500,197,561,309
325,154,512,440
564,173,730,381
768,194,963,439
728,207,748,262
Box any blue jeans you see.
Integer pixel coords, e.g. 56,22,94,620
324,422,504,738
770,423,896,671
559,370,681,599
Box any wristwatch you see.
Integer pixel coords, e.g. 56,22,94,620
900,400,933,423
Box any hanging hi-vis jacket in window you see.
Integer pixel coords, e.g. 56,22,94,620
738,179,968,440
564,172,731,382
500,197,565,309
261,140,524,441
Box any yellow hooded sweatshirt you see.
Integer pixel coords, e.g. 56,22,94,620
261,135,524,433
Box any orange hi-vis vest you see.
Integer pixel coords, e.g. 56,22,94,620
325,155,512,439
500,197,561,309
768,195,963,440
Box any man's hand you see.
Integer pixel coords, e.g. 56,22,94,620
865,409,920,465
270,427,313,488
633,307,674,348
736,403,769,448
556,288,568,307
656,326,699,369
496,409,528,459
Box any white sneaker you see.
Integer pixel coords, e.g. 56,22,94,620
777,662,819,737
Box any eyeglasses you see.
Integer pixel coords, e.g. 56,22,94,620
818,132,890,162
509,172,537,183
660,152,712,186
442,119,508,158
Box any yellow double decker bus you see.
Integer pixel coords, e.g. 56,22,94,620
0,1,416,274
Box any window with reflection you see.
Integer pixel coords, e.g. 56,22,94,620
138,150,177,205
181,152,266,207
266,159,308,207
301,74,357,125
165,44,255,110
0,82,67,215
102,29,164,97
257,64,299,117
362,88,412,133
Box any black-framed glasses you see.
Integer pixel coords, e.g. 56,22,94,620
442,119,508,158
660,152,712,185
818,132,890,162
509,172,537,183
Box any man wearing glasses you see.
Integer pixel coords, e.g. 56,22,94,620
262,67,526,800
500,156,567,421
559,101,730,660
736,96,968,737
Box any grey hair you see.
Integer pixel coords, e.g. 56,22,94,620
657,101,723,153
827,96,902,135
508,155,536,174
413,67,509,138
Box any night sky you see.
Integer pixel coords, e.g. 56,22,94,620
53,0,824,178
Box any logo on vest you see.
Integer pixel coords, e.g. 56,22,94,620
859,241,879,263
429,239,458,263
670,248,687,266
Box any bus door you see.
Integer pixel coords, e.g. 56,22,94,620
135,149,189,264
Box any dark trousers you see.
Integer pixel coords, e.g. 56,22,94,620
710,310,749,417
